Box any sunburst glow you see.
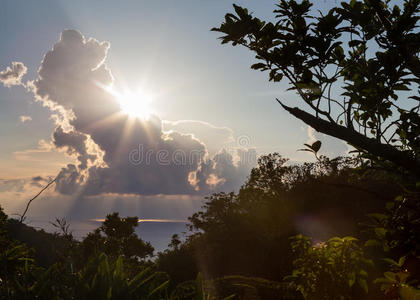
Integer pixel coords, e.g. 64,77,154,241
117,91,152,120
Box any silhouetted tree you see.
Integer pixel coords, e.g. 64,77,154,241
77,213,154,274
156,234,198,289
213,2,420,297
213,0,420,176
185,154,396,281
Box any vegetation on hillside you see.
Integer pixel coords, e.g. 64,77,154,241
1,0,419,299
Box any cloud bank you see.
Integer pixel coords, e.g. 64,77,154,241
25,30,255,196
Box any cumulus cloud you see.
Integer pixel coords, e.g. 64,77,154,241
31,30,117,124
26,29,256,196
192,148,256,193
163,120,234,156
53,126,102,170
0,62,27,87
19,115,32,123
76,117,208,196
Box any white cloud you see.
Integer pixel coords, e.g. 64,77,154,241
0,62,27,87
26,29,256,196
307,126,317,145
19,115,32,123
163,120,235,156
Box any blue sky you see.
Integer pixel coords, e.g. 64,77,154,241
0,0,348,244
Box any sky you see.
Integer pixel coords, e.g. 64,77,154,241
0,0,349,249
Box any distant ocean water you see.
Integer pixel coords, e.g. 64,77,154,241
27,218,190,253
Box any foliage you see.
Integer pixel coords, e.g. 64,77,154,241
1,149,410,299
185,153,395,281
205,275,299,300
298,141,322,160
0,150,414,299
213,1,420,297
0,206,34,299
213,0,420,176
6,218,68,267
0,208,170,300
364,188,420,256
157,234,198,289
77,212,154,274
374,256,420,299
75,254,169,300
285,235,372,300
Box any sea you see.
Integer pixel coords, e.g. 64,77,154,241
26,218,190,253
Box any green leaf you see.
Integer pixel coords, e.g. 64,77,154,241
113,256,123,278
367,213,387,222
386,201,395,210
297,148,314,153
364,239,381,247
358,278,368,293
311,141,322,153
349,272,356,287
251,63,267,70
400,284,420,299
395,257,405,268
195,273,204,300
394,84,410,91
374,227,387,238
148,280,169,298
359,270,368,278
384,271,397,282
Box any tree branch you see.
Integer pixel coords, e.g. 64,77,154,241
276,99,420,177
19,177,57,223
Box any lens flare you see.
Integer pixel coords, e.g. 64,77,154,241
118,91,152,120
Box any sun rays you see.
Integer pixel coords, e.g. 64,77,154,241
98,81,155,120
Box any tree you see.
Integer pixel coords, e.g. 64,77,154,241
212,0,420,176
156,235,198,289
286,235,372,300
78,213,154,273
184,154,395,281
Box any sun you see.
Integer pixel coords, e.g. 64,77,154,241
117,91,152,120
99,83,154,120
